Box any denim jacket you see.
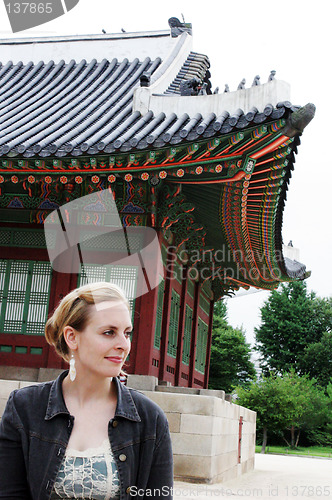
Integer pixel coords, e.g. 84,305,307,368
0,370,173,500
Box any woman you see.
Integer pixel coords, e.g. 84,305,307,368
0,282,173,499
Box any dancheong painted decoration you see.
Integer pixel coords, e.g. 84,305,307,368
0,18,315,386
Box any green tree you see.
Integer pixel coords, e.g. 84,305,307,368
209,301,256,392
212,299,228,329
236,374,293,453
255,282,332,375
236,371,329,452
302,331,332,388
306,381,332,445
280,372,328,448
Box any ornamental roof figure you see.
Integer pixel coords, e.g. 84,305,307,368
269,70,276,81
237,78,246,90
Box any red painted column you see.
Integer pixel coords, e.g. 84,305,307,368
238,416,244,463
128,229,165,376
46,270,77,368
125,293,140,374
158,245,176,382
204,298,214,388
131,282,159,376
188,281,200,387
174,266,188,386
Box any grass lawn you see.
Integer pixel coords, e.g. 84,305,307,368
255,445,332,458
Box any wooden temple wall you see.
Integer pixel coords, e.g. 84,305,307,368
0,225,214,388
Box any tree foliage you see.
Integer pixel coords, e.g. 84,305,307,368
212,299,228,330
209,301,256,392
236,371,329,452
254,282,332,377
306,382,332,445
302,331,332,388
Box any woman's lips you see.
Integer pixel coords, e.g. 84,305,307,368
105,357,123,364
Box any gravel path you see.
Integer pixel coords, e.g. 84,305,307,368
172,454,332,499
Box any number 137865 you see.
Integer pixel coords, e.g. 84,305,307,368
5,3,53,14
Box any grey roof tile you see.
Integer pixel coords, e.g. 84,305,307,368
0,52,293,157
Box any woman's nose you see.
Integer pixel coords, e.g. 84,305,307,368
116,332,130,349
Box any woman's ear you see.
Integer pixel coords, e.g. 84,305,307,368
63,326,78,351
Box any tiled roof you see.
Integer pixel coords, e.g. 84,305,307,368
164,51,211,95
0,53,297,158
138,102,296,150
0,57,161,157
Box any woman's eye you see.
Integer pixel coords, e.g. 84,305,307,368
125,331,133,338
104,330,115,336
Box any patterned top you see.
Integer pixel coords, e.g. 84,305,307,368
50,439,120,500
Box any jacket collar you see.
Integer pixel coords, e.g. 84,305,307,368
45,370,70,420
113,376,141,422
45,370,141,422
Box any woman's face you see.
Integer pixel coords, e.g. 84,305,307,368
74,300,132,379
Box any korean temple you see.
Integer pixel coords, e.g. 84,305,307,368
0,18,315,387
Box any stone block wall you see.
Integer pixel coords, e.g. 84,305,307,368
142,390,256,483
0,366,63,382
0,379,36,417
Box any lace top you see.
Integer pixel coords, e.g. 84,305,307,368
50,439,120,500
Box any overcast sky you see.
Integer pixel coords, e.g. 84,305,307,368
0,0,331,345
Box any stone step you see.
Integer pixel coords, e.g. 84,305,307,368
0,366,64,382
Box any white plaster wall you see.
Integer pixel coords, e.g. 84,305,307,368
283,243,300,261
134,79,291,117
0,30,178,64
146,32,192,93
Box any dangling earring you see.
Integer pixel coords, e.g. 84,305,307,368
69,353,76,381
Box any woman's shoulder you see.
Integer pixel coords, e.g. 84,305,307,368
12,379,53,398
7,379,55,416
125,386,168,422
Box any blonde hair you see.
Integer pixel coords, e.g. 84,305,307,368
45,281,130,362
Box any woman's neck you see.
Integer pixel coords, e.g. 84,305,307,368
62,371,117,408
